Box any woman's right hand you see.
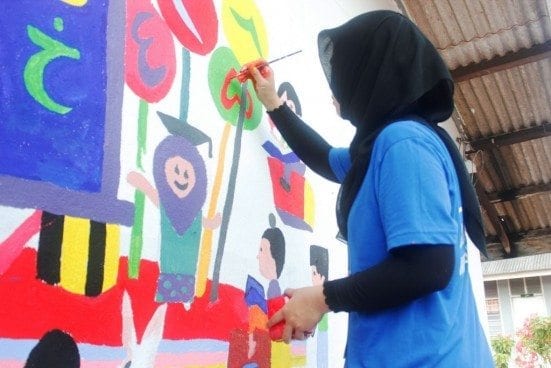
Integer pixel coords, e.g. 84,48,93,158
248,65,283,111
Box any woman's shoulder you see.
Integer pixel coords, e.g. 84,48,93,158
376,119,440,149
380,119,434,139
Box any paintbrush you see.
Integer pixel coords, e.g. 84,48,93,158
233,50,303,83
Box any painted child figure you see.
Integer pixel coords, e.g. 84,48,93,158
262,82,315,232
256,214,294,366
310,245,329,368
235,214,287,367
257,214,286,298
127,112,220,306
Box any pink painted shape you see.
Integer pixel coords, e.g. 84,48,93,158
81,361,117,368
155,352,228,366
291,340,307,355
79,352,228,368
0,210,42,275
0,361,22,368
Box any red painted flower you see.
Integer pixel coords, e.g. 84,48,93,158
125,0,176,102
158,0,218,55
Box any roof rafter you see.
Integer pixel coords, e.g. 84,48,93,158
451,40,551,82
474,180,512,255
485,228,551,248
487,183,551,203
466,122,551,154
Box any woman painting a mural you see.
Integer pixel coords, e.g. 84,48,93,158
249,10,493,367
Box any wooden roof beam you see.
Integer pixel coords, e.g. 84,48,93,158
474,180,512,255
487,183,551,203
451,40,551,82
485,227,551,247
466,121,551,154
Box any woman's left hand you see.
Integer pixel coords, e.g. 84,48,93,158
268,285,330,343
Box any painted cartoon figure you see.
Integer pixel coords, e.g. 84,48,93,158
263,82,314,232
257,213,286,298
25,329,80,368
310,245,329,368
229,214,287,368
257,214,292,367
127,112,221,305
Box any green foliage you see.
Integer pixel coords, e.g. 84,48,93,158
519,316,551,364
491,335,514,368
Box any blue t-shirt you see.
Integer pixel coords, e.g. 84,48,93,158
329,120,493,367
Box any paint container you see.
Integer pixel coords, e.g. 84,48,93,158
267,295,288,341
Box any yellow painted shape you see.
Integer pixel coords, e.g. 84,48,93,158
60,216,90,294
304,181,315,228
271,340,293,367
61,0,88,6
196,228,214,297
196,123,232,297
291,354,307,366
222,0,268,64
102,224,120,292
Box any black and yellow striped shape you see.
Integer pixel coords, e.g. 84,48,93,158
37,212,120,296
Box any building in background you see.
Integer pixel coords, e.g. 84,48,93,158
482,253,551,337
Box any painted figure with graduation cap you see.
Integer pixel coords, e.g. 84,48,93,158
127,112,221,305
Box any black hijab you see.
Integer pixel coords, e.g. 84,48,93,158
318,10,487,256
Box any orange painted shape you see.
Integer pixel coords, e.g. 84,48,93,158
196,123,232,297
249,305,268,333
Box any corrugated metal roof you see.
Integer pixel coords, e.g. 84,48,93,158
482,252,551,277
402,0,551,260
406,0,550,69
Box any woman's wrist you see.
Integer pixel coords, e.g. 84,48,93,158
316,285,331,314
263,95,284,112
320,283,333,313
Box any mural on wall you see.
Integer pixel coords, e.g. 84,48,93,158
124,0,177,278
229,214,286,368
0,0,330,366
0,0,132,224
127,111,221,306
263,82,315,232
36,212,120,296
207,0,268,301
310,245,330,368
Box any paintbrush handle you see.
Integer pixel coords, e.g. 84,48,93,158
234,60,269,83
233,50,302,83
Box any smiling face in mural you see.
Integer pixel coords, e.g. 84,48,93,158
164,156,196,199
154,135,207,235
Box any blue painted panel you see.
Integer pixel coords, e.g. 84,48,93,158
0,1,108,192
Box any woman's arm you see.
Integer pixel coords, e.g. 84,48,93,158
249,66,338,182
323,244,454,313
267,244,453,343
